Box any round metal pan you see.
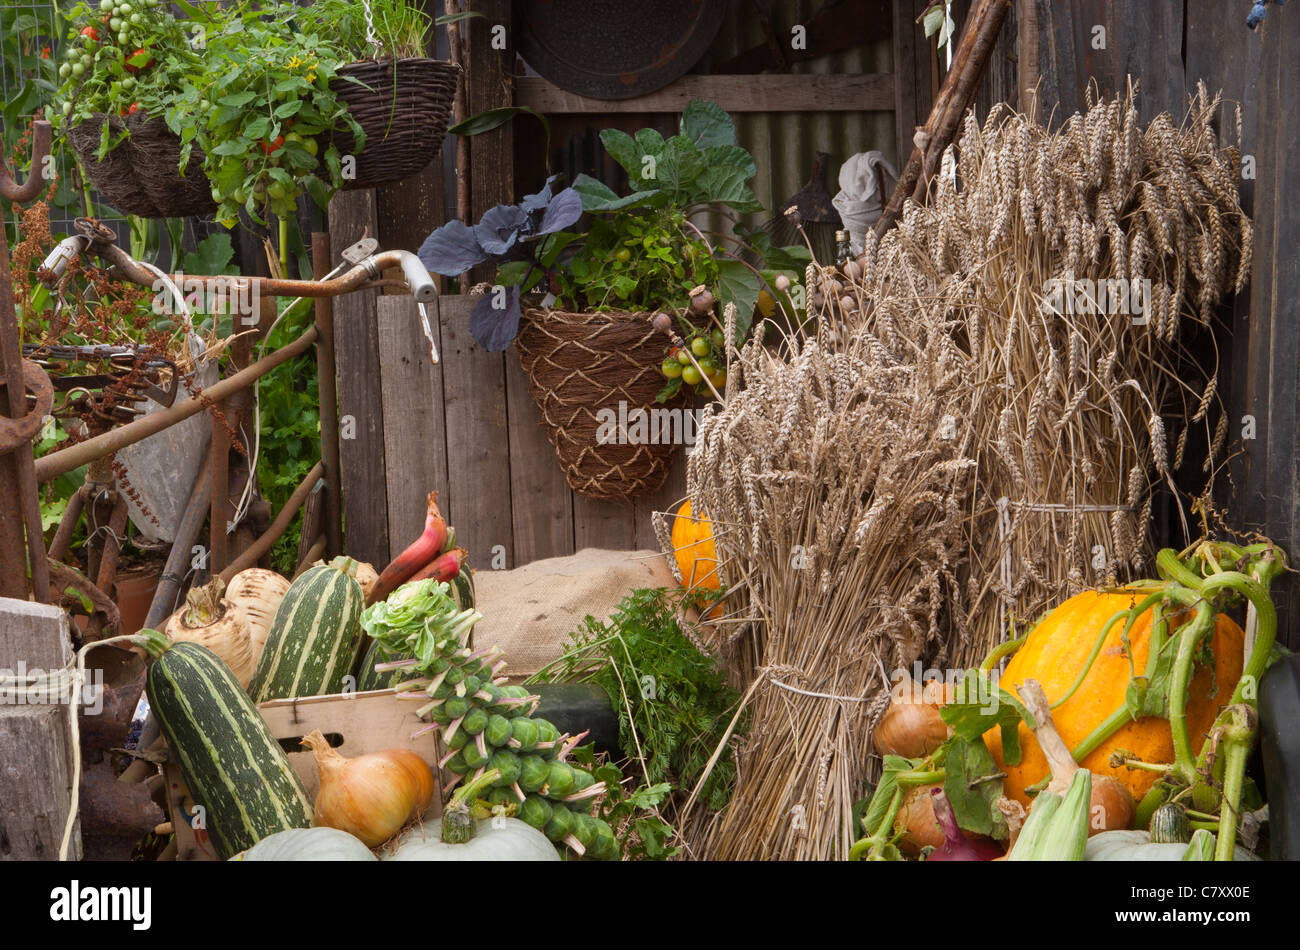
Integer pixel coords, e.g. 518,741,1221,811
514,0,727,100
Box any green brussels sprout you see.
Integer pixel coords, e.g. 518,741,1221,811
518,795,554,831
510,718,539,750
462,739,490,770
544,760,575,798
444,750,468,775
444,696,469,720
462,707,489,735
485,714,513,747
543,806,574,843
489,750,521,787
519,755,548,793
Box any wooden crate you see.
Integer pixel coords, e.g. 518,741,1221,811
165,688,442,860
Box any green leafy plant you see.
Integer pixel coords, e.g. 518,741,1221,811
568,745,678,860
530,587,745,814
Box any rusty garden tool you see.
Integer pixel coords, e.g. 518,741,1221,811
0,119,54,601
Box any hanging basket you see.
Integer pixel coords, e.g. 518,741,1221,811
515,307,688,501
330,57,460,190
68,113,216,218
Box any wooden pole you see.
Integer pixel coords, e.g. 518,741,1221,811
446,0,472,287
874,0,1012,236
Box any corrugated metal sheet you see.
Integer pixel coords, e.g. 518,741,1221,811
695,0,897,250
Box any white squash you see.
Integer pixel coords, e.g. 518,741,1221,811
232,827,377,861
225,568,290,664
163,578,256,686
1084,829,1259,862
382,818,559,862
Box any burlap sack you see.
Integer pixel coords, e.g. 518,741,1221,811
474,548,677,681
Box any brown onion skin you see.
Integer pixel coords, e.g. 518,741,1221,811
1088,774,1135,835
894,783,946,856
873,674,955,759
305,731,434,847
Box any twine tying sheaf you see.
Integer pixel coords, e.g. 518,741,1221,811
993,497,1137,641
0,635,144,861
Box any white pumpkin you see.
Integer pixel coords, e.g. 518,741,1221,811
1084,829,1259,862
233,827,378,861
382,818,560,862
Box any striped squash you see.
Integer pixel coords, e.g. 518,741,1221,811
145,636,312,858
357,569,475,691
249,557,365,702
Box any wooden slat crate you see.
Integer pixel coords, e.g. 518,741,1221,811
165,688,442,860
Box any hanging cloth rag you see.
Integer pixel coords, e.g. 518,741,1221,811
832,150,899,256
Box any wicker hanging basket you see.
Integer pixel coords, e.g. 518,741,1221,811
330,57,461,190
68,113,216,218
515,306,688,501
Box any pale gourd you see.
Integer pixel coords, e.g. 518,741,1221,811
382,818,559,862
1084,829,1259,862
232,827,377,861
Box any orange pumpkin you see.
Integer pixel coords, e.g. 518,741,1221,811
986,590,1244,807
670,500,721,591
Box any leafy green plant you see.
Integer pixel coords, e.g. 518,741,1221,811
529,587,745,813
568,745,678,860
297,0,432,59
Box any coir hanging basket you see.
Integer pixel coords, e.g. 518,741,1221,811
515,307,687,501
68,113,216,218
331,58,460,190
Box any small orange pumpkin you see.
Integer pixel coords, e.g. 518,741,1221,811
671,500,721,591
986,590,1244,808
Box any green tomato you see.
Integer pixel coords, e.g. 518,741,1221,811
711,328,725,349
661,360,683,380
266,180,289,202
100,0,114,9
681,365,702,386
674,347,692,366
129,12,142,24
697,358,717,376
615,248,631,263
690,336,710,357
59,63,71,78
62,101,74,115
118,31,130,46
71,62,85,78
109,16,122,30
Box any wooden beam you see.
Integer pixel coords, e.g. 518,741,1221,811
0,598,80,860
516,73,897,114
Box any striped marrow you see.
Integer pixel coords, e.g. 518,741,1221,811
143,634,312,858
248,557,365,703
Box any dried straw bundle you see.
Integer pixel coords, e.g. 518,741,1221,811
675,327,974,860
815,83,1249,665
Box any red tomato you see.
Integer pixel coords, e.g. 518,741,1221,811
259,135,285,155
81,26,100,40
125,48,152,74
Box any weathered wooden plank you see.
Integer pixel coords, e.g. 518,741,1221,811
437,295,514,569
328,188,390,568
377,295,450,563
1251,8,1300,648
633,445,688,553
892,0,923,167
505,350,574,565
467,0,513,284
517,73,898,115
0,598,80,860
573,494,637,552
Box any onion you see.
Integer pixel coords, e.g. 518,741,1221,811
894,783,946,856
872,673,953,758
303,730,434,847
926,788,1003,861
